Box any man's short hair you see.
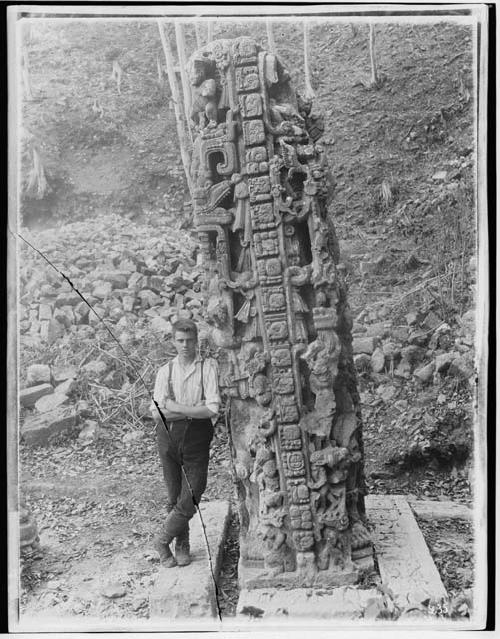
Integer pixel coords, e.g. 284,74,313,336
172,319,198,339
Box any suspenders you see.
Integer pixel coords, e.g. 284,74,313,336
167,359,205,403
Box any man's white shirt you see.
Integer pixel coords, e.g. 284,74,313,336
153,356,220,422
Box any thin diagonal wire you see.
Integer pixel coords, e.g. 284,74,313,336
12,228,223,621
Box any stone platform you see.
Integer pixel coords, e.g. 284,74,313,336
149,501,231,619
237,494,448,620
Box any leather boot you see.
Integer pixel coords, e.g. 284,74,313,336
174,529,191,567
154,529,177,568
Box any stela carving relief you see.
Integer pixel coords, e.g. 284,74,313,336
187,37,373,588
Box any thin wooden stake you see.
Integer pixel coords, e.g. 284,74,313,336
195,22,203,49
266,20,276,53
303,23,315,100
369,23,379,86
207,21,213,43
157,19,194,196
175,22,193,145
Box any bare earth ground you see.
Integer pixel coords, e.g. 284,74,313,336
18,20,476,622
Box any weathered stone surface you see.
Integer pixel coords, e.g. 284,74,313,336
237,586,380,620
83,360,108,378
448,356,473,379
352,336,377,355
149,501,230,618
188,37,371,590
54,378,77,395
20,383,54,408
22,407,78,446
366,495,447,606
150,317,172,334
34,392,69,413
26,364,51,386
40,318,64,344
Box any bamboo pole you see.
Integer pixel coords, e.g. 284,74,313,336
157,19,194,195
175,22,193,145
369,24,379,86
207,21,213,43
266,20,276,53
303,23,315,100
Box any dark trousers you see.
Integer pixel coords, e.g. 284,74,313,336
156,418,214,541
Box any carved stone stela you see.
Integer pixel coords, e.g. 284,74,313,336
188,37,373,588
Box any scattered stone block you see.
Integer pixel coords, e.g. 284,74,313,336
35,392,69,413
92,282,113,300
432,170,448,181
151,317,172,334
352,336,377,355
448,356,473,379
365,494,447,607
371,348,386,373
149,501,230,618
377,384,396,402
40,319,64,344
435,352,456,373
408,499,473,521
422,310,442,331
20,383,54,408
405,311,419,326
53,366,77,384
22,407,77,446
26,364,52,386
414,362,435,383
122,430,143,445
54,378,77,396
78,420,99,444
365,322,389,339
38,304,53,321
408,329,429,347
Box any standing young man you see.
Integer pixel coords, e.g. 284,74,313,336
151,319,220,567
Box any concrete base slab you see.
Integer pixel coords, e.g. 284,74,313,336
366,494,447,607
236,495,447,620
149,501,230,619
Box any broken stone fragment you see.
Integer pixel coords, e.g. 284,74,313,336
414,362,435,383
38,303,53,321
364,322,389,339
26,364,52,386
352,337,377,355
74,301,90,323
138,289,162,308
122,295,135,312
22,407,78,446
53,366,77,384
448,356,473,379
101,582,127,599
432,170,448,181
54,293,79,308
35,392,69,413
435,351,458,373
54,378,77,396
371,348,386,373
92,281,113,300
78,420,99,444
150,317,172,334
53,307,74,329
405,311,419,326
408,329,429,347
20,383,54,408
40,319,65,344
422,310,442,331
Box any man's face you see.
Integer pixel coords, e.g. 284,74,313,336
173,330,197,361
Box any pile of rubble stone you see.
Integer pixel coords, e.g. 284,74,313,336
19,215,204,348
352,307,475,384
